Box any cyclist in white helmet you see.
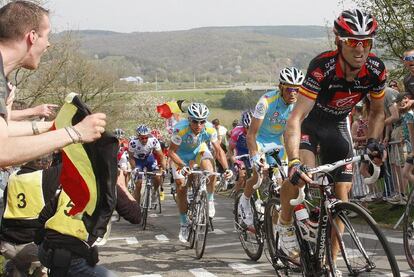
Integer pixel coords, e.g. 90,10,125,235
168,102,233,242
227,110,253,194
238,67,303,230
281,8,386,269
129,124,166,205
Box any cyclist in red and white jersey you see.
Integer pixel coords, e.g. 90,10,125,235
280,9,386,268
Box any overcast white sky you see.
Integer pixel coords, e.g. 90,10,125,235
46,0,356,33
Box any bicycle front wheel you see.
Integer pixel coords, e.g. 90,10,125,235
326,202,400,276
234,192,264,261
403,189,414,271
194,190,209,259
141,187,150,230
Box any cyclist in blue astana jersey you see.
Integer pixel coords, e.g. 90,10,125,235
168,103,233,242
238,67,305,228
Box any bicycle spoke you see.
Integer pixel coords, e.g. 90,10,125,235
327,202,399,276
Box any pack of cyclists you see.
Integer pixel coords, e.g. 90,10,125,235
1,3,405,275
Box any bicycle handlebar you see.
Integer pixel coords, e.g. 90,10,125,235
289,154,380,206
135,171,163,176
234,154,250,160
190,170,221,177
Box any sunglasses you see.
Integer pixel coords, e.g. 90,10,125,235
191,119,206,125
403,55,414,62
285,87,299,93
339,37,373,48
138,136,149,140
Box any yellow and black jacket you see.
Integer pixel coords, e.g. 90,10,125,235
0,164,61,244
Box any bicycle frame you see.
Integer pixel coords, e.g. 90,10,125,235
289,154,381,274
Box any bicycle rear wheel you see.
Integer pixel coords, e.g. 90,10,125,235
141,187,150,230
234,192,264,261
403,189,414,271
155,187,162,214
326,202,400,276
194,190,209,259
264,197,281,265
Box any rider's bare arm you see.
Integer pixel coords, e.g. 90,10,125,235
168,143,186,168
246,117,263,157
211,140,228,170
284,95,315,161
128,151,136,169
154,149,166,170
367,94,385,140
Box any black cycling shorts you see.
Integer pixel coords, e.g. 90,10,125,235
299,117,353,183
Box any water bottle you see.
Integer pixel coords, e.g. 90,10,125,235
187,188,193,203
294,204,318,243
255,198,265,221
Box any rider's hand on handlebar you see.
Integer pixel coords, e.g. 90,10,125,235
179,166,191,176
366,138,386,165
224,169,233,180
288,159,312,186
251,154,264,171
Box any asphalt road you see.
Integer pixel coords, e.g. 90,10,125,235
99,183,414,277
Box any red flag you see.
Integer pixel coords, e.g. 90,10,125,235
156,100,185,119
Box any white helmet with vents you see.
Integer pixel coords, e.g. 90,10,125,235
187,102,209,120
279,67,305,86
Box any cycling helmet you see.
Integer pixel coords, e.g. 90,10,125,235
187,102,209,120
241,111,253,128
334,9,377,37
151,129,162,140
279,67,305,86
136,124,150,136
114,128,125,139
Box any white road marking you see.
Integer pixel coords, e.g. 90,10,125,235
229,263,261,274
129,275,162,277
351,233,403,244
189,268,217,277
205,242,240,249
210,228,225,235
155,234,169,242
149,214,158,218
126,237,139,244
108,236,138,244
386,272,413,277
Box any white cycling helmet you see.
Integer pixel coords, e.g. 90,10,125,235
136,124,150,136
241,111,253,128
187,102,209,120
334,8,377,37
114,128,125,139
279,67,305,86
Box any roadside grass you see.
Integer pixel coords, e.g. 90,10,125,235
367,201,405,229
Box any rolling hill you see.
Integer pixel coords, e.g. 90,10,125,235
59,25,333,82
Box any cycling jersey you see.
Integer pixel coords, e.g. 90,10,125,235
171,119,218,164
128,137,161,160
229,125,248,155
300,50,386,122
253,90,293,144
300,50,387,182
253,89,293,161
